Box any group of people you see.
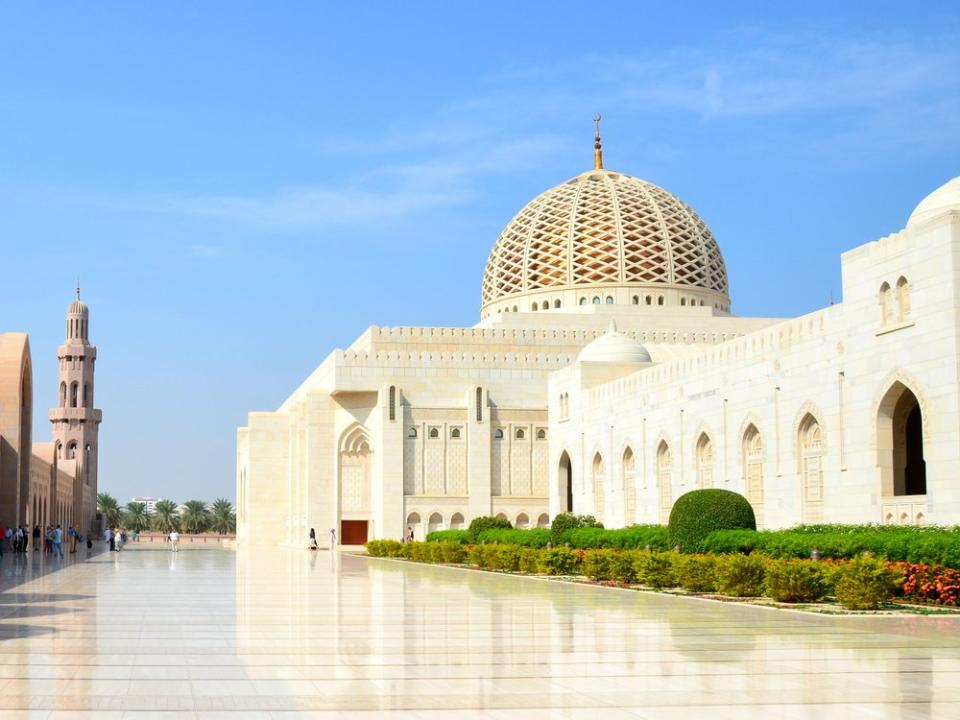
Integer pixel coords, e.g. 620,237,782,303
307,527,336,550
1,524,89,558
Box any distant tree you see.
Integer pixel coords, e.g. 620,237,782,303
152,499,180,533
123,502,150,532
181,500,210,534
210,498,236,534
97,493,121,528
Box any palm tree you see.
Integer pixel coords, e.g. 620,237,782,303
181,500,210,534
152,499,180,533
97,492,121,528
123,502,149,532
210,498,236,534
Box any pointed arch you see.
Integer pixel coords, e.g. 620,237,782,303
797,411,824,521
558,450,574,513
877,379,926,498
656,439,672,523
742,423,764,525
896,276,911,321
621,445,636,524
695,432,714,489
592,452,605,517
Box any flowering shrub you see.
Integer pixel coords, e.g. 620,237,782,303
900,563,960,606
832,554,903,610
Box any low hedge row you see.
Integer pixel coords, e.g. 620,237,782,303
426,524,669,549
366,540,909,610
702,527,960,567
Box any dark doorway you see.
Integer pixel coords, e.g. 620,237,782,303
904,403,926,495
341,520,368,545
559,451,573,513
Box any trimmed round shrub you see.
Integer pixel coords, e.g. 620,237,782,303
674,554,719,592
633,551,678,589
468,515,512,541
668,489,757,552
833,555,903,610
764,559,830,603
715,553,766,597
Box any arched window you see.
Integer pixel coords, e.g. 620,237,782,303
449,512,465,530
879,282,893,325
450,427,461,439
622,447,636,523
516,512,530,529
428,427,439,439
407,427,417,438
83,383,90,407
512,305,518,312
494,428,504,440
67,442,77,459
657,441,672,522
680,298,686,306
579,297,587,306
632,295,639,305
605,296,613,305
536,428,546,440
592,297,601,305
428,512,443,534
476,387,483,422
388,386,396,421
645,295,652,305
592,453,605,516
495,512,509,523
696,433,714,489
537,513,550,528
515,428,525,440
554,299,561,308
743,424,764,514
657,296,664,306
531,303,538,312
70,382,78,408
799,414,823,514
896,277,911,321
59,382,66,407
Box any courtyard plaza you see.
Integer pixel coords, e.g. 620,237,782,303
0,548,958,719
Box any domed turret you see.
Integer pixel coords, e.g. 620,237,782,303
481,121,729,318
66,286,89,343
578,320,652,364
908,176,960,228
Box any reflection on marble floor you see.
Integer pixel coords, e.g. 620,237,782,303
0,548,958,719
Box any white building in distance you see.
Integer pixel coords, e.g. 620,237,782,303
237,126,960,546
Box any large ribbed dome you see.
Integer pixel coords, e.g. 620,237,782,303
481,168,729,314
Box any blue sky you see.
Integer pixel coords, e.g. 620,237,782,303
1,2,958,504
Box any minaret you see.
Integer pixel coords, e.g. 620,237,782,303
49,287,102,534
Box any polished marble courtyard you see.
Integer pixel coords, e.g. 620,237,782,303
0,548,959,719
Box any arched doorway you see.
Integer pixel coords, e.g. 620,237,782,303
536,513,549,528
743,424,764,527
339,424,372,545
799,414,824,522
878,382,926,498
558,451,573,513
406,512,422,541
449,512,465,530
656,441,672,523
592,453,605,518
516,512,530,529
427,512,443,535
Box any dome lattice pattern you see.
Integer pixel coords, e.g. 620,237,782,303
481,169,728,306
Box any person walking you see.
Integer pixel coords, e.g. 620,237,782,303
108,527,115,552
113,528,122,552
52,525,64,559
67,526,77,554
329,527,337,549
169,530,180,552
33,525,40,551
308,528,318,550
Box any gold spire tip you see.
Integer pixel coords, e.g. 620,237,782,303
593,113,603,170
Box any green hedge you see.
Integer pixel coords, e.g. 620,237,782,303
563,525,670,550
668,489,757,551
425,529,472,544
476,528,552,547
701,526,960,568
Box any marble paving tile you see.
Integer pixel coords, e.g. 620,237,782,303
2,547,960,717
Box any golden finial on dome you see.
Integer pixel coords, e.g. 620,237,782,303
593,114,603,170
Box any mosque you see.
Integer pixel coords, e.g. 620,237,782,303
236,123,960,546
0,292,102,536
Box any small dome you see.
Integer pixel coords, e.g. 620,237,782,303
578,321,651,364
908,176,960,228
68,287,88,316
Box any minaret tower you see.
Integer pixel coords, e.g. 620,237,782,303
49,287,102,533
